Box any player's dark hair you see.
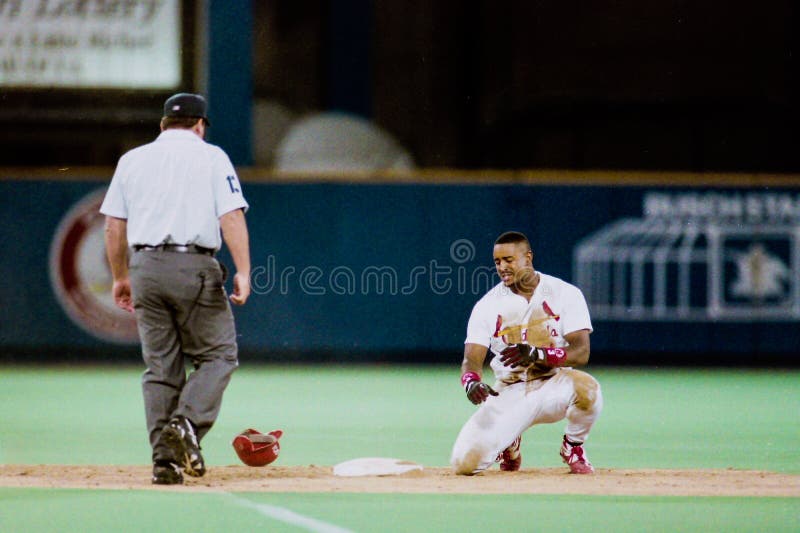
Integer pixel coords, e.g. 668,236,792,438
160,116,205,130
494,231,531,250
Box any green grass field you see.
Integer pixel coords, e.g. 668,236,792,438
1,364,798,532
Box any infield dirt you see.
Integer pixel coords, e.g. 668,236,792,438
1,464,798,496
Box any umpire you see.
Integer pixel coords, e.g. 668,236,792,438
101,93,251,485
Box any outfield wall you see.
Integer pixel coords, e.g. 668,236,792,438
2,170,799,365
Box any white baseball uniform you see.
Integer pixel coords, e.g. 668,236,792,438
451,272,603,474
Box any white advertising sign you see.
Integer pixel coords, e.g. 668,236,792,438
575,191,800,321
0,0,181,89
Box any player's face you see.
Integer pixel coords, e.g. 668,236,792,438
493,242,534,288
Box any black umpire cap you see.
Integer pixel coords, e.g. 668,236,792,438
163,93,210,125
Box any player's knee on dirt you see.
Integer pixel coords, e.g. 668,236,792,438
451,448,483,475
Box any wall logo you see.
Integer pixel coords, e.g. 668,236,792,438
574,191,800,321
49,189,139,343
729,243,791,300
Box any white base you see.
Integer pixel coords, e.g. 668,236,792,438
332,457,424,477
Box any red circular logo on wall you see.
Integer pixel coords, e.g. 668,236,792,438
49,189,139,344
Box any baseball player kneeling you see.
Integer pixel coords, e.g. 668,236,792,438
451,231,603,475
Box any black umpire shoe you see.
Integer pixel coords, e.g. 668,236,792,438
152,462,183,485
161,416,206,477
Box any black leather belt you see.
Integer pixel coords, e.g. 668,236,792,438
133,244,215,256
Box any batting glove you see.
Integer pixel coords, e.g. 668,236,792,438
461,371,498,405
499,344,534,368
500,344,567,368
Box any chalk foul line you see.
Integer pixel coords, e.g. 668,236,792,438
224,492,355,533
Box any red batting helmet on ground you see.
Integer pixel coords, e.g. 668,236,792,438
232,428,283,467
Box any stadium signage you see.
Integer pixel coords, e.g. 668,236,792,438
49,189,139,344
644,192,800,221
0,0,180,88
576,190,800,321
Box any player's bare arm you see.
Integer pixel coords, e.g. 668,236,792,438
562,329,591,367
103,216,133,313
220,208,251,305
460,343,498,404
461,342,489,375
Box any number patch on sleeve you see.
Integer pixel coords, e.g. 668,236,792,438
225,175,240,193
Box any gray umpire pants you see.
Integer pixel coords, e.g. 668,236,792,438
129,249,239,464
